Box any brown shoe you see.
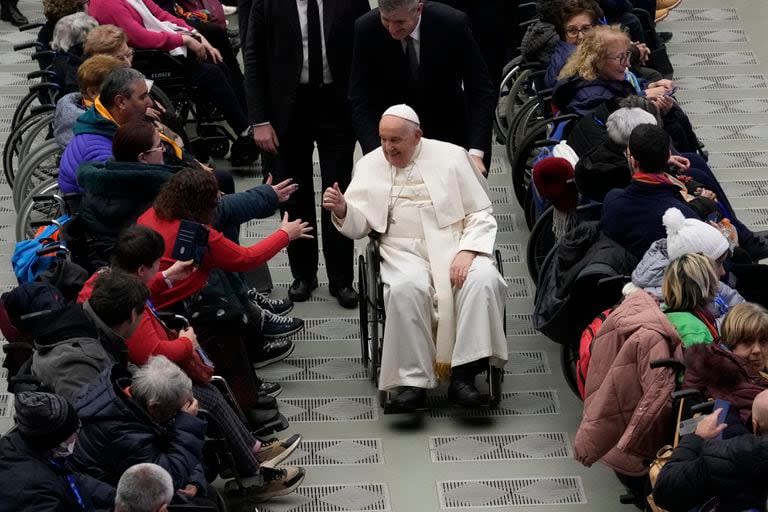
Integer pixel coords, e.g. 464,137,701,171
656,0,681,10
256,434,302,468
246,466,306,501
655,8,670,22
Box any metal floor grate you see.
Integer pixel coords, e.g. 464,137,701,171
430,432,572,462
496,243,523,264
284,439,383,466
496,213,520,233
438,477,586,508
734,207,768,229
505,351,551,375
708,150,768,168
721,179,768,198
260,483,391,512
277,396,378,423
429,390,560,418
666,7,739,22
505,313,538,336
0,393,11,417
675,74,767,90
670,29,747,44
680,98,768,115
294,317,360,341
672,51,758,66
695,124,768,141
506,276,533,299
258,357,367,382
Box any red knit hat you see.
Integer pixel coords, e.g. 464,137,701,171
532,157,578,211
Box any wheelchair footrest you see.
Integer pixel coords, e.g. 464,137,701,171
251,413,289,437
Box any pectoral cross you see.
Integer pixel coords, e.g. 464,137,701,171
387,206,396,225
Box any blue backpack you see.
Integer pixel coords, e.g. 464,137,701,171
12,215,71,284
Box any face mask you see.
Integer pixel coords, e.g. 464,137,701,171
51,437,76,458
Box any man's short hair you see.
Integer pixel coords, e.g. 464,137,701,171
131,356,192,419
379,0,420,12
115,463,173,512
606,108,658,146
627,124,670,173
88,270,148,327
112,226,165,274
100,67,145,109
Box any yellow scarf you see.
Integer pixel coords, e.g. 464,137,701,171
94,96,183,160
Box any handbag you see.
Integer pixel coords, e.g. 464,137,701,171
647,394,685,512
178,347,214,385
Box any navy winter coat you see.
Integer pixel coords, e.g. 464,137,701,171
553,74,638,116
600,180,699,259
0,431,115,512
71,365,208,492
545,41,575,89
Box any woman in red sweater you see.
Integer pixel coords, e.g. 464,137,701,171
138,166,313,310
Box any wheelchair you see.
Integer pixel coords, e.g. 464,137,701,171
358,234,505,413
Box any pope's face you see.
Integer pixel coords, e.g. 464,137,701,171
379,116,421,168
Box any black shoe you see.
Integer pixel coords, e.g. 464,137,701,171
447,378,484,409
288,278,318,302
743,231,768,261
257,381,282,398
229,134,260,167
261,310,304,340
249,288,293,316
384,386,428,413
0,3,27,26
252,338,295,368
245,407,280,429
329,285,358,309
658,31,673,43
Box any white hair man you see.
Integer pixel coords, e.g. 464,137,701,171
115,463,173,512
322,104,507,412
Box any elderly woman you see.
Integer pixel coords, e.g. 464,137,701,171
84,25,135,65
683,303,768,424
662,253,720,347
553,25,673,116
53,54,127,148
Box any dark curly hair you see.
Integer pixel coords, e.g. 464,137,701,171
153,167,219,224
555,0,604,39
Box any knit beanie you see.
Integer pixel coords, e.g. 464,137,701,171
663,208,730,261
14,392,80,451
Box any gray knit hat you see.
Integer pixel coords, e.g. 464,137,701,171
14,392,80,450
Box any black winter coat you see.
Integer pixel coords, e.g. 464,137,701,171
653,433,768,511
0,431,115,512
71,365,208,491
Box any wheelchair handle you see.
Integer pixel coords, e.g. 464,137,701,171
18,22,45,32
671,389,702,400
30,50,55,61
27,69,58,81
28,82,61,95
650,358,685,372
29,104,55,116
12,41,41,52
691,401,715,415
35,244,69,257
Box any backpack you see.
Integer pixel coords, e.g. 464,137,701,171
12,215,71,283
576,308,612,399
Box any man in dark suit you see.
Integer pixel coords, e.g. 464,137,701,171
349,0,496,174
244,0,370,308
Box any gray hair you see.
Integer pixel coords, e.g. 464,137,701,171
379,0,420,13
131,356,192,417
115,463,173,512
606,107,658,146
51,12,97,52
99,67,145,109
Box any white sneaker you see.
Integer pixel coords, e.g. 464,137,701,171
223,4,237,15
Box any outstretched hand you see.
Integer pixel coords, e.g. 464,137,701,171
279,212,314,241
266,174,298,203
322,182,347,218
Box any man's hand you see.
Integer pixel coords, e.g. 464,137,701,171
450,250,477,288
181,397,199,416
668,154,690,172
180,326,199,348
469,154,487,178
649,79,674,91
253,124,279,154
266,174,298,203
164,260,196,283
644,86,667,99
182,35,206,61
177,484,198,497
322,182,347,219
632,41,650,64
200,37,222,64
695,409,727,439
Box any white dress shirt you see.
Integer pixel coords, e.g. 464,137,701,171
296,0,333,84
401,17,483,159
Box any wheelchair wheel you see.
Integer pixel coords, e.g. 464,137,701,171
3,109,55,187
561,344,581,400
523,183,536,231
505,95,544,164
15,177,61,241
487,366,504,409
526,206,555,283
358,254,370,370
494,58,525,143
13,139,61,211
511,125,553,208
11,84,58,130
18,112,55,159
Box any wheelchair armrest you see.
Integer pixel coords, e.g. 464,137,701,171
596,275,631,288
13,41,41,52
29,104,56,116
691,401,715,416
18,22,45,32
651,359,685,373
28,82,60,96
156,312,190,329
671,388,701,401
27,69,58,81
35,244,68,257
31,50,55,61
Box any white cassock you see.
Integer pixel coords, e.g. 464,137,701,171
333,138,508,390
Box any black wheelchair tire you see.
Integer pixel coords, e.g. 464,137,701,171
526,206,555,284
561,343,582,400
511,127,553,208
358,254,370,371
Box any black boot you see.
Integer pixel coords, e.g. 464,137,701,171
384,387,428,413
0,1,27,26
447,361,486,408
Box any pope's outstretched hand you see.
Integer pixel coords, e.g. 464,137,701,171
322,182,347,219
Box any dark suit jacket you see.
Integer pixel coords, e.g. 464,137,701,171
243,0,370,135
348,1,496,155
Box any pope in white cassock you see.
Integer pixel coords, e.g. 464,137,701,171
322,104,508,412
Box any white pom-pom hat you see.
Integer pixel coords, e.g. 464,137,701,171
663,207,730,261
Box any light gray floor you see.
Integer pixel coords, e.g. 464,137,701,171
1,0,767,510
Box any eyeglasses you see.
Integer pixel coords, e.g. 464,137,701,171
565,24,593,37
606,50,632,64
117,49,134,60
142,143,165,156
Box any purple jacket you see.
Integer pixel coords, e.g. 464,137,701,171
58,133,113,193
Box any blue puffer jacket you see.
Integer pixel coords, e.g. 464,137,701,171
58,107,117,194
545,41,575,89
71,365,208,492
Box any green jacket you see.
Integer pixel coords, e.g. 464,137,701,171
664,311,714,347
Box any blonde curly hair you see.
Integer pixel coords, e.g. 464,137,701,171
558,25,630,81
